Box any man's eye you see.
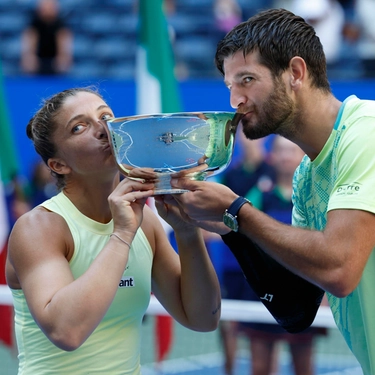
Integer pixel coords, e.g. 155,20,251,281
244,77,253,83
101,113,113,121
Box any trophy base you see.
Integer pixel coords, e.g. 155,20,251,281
125,174,189,195
152,188,190,195
153,173,189,195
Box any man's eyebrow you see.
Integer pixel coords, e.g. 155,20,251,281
225,71,248,88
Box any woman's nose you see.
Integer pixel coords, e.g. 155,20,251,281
97,121,109,139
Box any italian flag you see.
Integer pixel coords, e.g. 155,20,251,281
136,0,181,115
136,0,182,363
0,59,18,347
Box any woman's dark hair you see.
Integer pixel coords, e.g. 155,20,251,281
26,86,103,190
215,8,331,92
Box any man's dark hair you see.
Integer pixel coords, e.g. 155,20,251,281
215,8,331,92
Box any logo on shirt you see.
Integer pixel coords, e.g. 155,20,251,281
335,182,362,196
119,277,135,288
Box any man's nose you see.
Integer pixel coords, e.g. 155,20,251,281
230,89,247,110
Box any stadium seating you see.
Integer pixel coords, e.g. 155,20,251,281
0,0,224,79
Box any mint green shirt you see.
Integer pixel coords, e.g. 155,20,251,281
292,96,375,374
11,192,153,374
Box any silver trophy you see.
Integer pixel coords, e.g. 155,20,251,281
105,111,242,194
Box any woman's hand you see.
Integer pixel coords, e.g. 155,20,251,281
108,178,154,235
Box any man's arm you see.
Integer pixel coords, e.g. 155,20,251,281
55,28,73,73
237,204,375,297
171,179,375,297
20,27,38,73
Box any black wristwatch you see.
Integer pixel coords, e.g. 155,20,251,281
223,196,252,232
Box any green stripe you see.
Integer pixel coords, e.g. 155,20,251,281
0,60,18,183
139,0,181,112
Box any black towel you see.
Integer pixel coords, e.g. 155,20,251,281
221,231,324,333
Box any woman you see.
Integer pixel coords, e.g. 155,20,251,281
6,87,221,374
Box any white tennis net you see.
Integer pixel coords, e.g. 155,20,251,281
0,285,361,375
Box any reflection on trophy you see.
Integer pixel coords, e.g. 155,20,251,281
105,111,243,194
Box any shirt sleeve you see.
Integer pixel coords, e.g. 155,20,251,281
291,159,309,228
328,116,375,214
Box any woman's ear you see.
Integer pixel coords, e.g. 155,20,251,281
289,56,306,90
47,158,71,175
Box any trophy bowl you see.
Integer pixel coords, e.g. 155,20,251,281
105,111,243,194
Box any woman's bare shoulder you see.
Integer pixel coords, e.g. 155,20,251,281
10,205,73,258
14,205,67,231
7,207,74,288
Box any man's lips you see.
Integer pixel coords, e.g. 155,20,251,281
242,110,253,117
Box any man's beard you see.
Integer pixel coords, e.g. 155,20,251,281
241,78,297,140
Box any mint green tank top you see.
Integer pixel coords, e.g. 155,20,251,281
11,192,153,374
292,96,375,374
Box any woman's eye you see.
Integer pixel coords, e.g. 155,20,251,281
72,124,84,133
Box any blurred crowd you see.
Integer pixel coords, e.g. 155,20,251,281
5,160,57,229
0,0,374,80
217,0,375,80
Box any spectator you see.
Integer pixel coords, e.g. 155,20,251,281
280,0,345,76
4,175,31,227
337,0,362,78
214,0,243,40
28,160,58,207
20,0,73,76
355,0,375,78
218,128,275,198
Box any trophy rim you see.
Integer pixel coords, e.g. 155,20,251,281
106,111,237,123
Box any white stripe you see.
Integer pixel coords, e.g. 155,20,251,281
136,47,162,115
0,182,9,252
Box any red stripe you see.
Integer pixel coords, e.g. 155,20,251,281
0,241,13,347
155,315,173,362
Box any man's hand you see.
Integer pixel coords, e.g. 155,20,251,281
170,179,238,222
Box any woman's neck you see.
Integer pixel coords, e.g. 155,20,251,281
62,175,119,223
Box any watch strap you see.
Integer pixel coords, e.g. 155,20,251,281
227,196,251,216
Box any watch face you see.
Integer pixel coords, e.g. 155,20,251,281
223,212,239,232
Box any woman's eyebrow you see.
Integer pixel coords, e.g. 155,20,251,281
65,105,112,128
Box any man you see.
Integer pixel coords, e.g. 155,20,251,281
169,8,375,375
